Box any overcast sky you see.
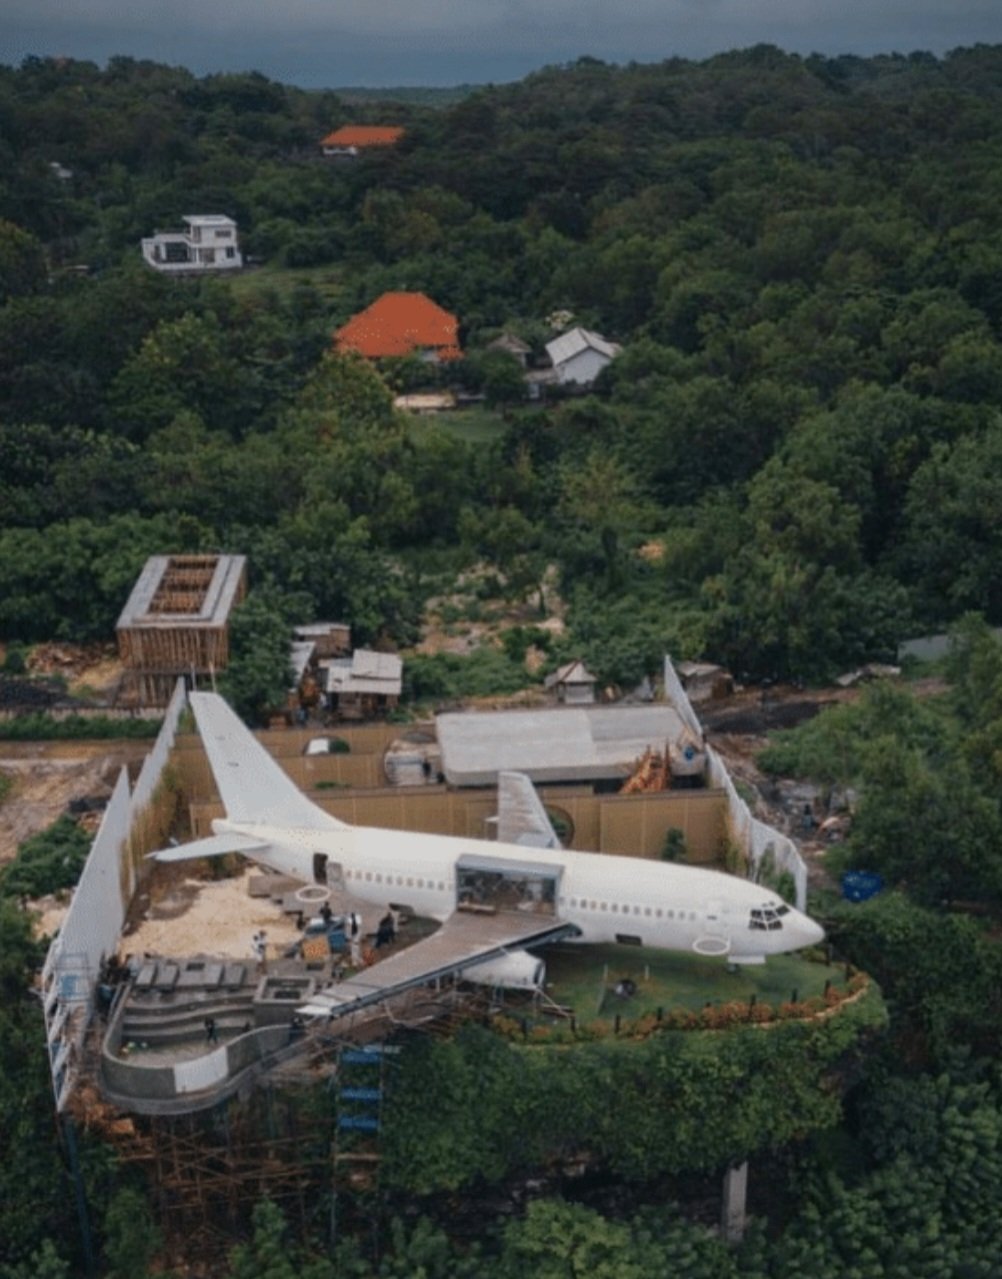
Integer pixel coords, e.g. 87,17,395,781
5,0,1002,88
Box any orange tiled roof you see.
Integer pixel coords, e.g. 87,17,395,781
320,125,405,148
334,292,462,360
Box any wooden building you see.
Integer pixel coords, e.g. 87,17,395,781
116,555,247,707
326,649,403,720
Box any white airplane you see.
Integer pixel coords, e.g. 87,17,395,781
153,693,824,1018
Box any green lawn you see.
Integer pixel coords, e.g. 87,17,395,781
539,942,845,1021
224,261,346,304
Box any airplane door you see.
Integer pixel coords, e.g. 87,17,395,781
313,854,344,890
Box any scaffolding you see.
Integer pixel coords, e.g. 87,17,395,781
74,983,490,1269
116,555,247,707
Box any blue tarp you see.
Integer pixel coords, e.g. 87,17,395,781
841,870,884,902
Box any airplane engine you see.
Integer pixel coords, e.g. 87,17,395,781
460,950,545,991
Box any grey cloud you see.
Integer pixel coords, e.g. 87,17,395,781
5,0,1002,86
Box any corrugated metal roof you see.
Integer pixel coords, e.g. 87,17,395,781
327,650,402,696
437,704,688,786
545,326,620,368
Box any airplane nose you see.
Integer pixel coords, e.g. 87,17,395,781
799,913,825,948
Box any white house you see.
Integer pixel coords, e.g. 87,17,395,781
545,326,621,387
141,215,243,274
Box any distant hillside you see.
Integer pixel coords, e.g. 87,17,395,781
332,83,480,107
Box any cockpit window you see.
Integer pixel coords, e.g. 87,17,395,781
749,905,784,931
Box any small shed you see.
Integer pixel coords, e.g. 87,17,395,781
294,622,351,660
327,650,403,720
676,661,733,704
116,555,247,706
544,659,597,706
487,333,532,368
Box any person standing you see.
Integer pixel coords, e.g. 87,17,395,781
375,911,395,949
347,910,362,965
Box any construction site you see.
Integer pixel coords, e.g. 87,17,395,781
41,662,819,1267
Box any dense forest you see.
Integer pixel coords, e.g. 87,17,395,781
5,44,1002,1277
5,46,1002,690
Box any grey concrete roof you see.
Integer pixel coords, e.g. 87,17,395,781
436,704,689,786
116,555,247,630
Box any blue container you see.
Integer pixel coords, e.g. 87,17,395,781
841,870,884,902
338,1115,379,1132
340,1087,382,1103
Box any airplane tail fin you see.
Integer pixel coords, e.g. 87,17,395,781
189,692,348,831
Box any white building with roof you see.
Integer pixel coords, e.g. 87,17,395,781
141,215,243,273
545,326,621,386
436,703,694,788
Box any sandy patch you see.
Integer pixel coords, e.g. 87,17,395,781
121,866,308,963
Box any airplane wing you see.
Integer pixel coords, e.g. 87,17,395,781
148,833,270,863
189,692,347,831
299,909,575,1020
496,770,562,848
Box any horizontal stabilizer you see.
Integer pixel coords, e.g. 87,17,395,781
148,833,268,863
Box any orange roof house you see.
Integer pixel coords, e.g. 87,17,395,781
320,126,404,155
334,292,462,362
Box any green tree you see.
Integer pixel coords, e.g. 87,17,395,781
226,1199,334,1279
219,588,295,725
0,219,46,304
896,423,1002,623
101,1186,160,1279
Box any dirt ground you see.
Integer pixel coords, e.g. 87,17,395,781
416,563,565,657
0,740,150,865
0,642,145,865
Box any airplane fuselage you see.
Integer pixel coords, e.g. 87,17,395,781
211,816,823,965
